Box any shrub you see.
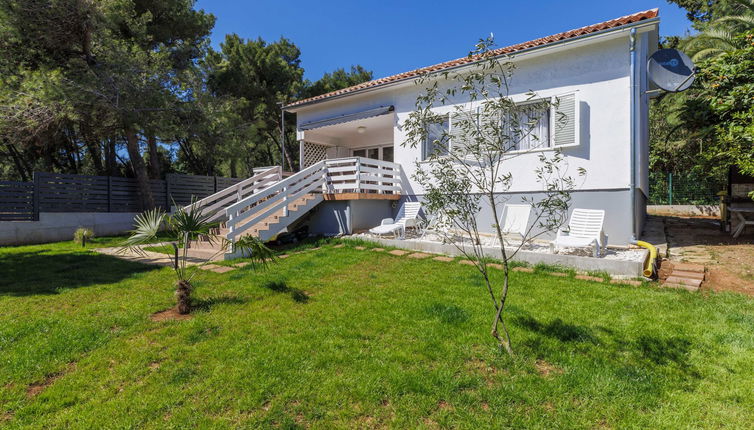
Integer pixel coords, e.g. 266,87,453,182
73,227,95,246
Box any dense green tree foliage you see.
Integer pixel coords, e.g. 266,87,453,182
0,0,373,207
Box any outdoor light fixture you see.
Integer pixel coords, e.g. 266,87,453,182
357,126,366,134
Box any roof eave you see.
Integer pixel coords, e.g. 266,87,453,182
284,16,659,113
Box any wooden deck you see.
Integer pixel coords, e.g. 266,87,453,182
323,192,401,201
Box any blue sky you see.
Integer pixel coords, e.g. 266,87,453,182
194,1,694,81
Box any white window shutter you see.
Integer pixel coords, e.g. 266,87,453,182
450,110,475,156
552,93,579,147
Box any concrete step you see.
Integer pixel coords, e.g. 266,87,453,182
663,282,700,292
671,270,705,281
671,263,705,273
665,276,703,288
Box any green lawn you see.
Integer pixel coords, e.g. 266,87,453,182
1,238,754,428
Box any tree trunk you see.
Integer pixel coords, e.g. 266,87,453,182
146,133,161,179
175,280,192,314
81,122,105,175
4,141,31,181
124,126,155,210
229,157,237,178
106,137,118,176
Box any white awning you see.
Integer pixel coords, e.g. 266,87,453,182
299,106,394,131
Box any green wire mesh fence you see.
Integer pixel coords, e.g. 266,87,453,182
648,172,725,205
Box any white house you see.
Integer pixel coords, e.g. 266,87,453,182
278,9,660,245
212,9,660,251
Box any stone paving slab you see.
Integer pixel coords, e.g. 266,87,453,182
388,250,408,256
354,246,366,250
333,244,345,248
487,263,503,270
433,256,454,262
372,248,385,252
202,264,235,273
575,275,604,282
512,267,534,273
407,253,431,259
235,262,249,268
459,260,475,266
610,279,642,287
550,272,569,277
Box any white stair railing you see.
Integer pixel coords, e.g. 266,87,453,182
185,166,282,222
224,157,402,242
226,161,327,241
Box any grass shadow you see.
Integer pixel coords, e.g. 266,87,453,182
636,335,692,366
262,280,310,303
514,315,600,344
0,250,156,296
193,296,248,312
424,302,470,325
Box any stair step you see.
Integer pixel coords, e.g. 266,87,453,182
670,270,705,281
663,282,700,292
664,276,703,288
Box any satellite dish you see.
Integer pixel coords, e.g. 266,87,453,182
647,49,696,92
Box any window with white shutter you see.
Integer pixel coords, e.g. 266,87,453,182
422,114,450,160
450,109,478,156
551,93,579,148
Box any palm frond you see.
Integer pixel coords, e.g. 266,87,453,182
168,197,219,246
119,208,166,255
234,235,277,270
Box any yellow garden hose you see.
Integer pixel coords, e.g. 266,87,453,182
632,240,658,278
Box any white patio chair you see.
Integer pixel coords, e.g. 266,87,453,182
369,201,422,239
550,208,608,257
493,204,532,246
419,212,454,241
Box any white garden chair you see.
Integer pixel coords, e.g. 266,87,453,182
493,204,532,246
550,208,608,257
369,201,422,239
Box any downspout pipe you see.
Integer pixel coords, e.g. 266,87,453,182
629,28,638,241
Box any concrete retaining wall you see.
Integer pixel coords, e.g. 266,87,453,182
357,236,646,278
0,212,138,246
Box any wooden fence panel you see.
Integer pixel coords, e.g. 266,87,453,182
36,172,109,212
166,174,216,206
1,172,247,219
216,176,244,190
0,181,35,220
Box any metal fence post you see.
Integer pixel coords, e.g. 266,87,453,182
165,175,171,211
32,172,40,221
107,176,112,212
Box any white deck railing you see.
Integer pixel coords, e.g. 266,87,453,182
186,166,282,222
324,157,402,194
225,157,401,241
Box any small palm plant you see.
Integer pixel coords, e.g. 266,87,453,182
121,201,275,314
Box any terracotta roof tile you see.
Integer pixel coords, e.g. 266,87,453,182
286,9,658,109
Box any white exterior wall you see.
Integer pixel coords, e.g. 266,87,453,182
292,24,658,244
294,30,654,197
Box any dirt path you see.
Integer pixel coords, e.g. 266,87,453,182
661,216,754,295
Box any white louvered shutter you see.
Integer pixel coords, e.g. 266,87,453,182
450,110,476,156
552,93,579,148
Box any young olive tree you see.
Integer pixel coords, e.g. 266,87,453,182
402,37,584,354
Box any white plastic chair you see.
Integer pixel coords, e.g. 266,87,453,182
550,208,608,257
369,201,422,239
494,204,532,246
